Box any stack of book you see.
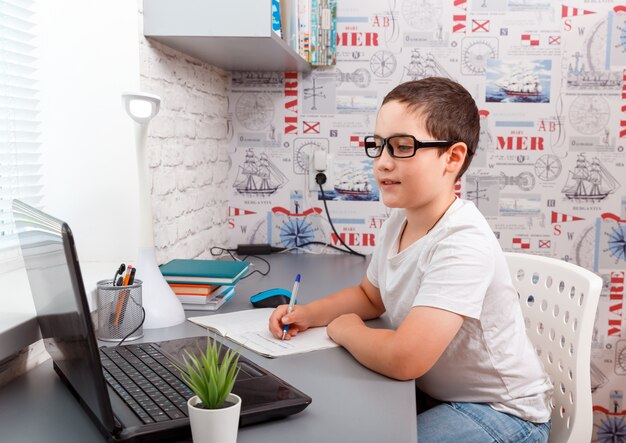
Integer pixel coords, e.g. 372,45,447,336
159,259,250,311
277,0,337,66
169,284,235,311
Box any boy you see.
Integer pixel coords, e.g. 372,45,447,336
269,77,553,442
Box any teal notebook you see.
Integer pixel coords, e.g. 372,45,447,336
159,259,250,285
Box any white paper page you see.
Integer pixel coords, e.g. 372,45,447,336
188,308,275,336
188,308,338,357
234,327,338,357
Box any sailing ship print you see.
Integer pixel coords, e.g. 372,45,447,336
402,50,451,82
233,149,287,196
496,66,542,96
561,154,619,202
334,168,372,196
486,59,550,103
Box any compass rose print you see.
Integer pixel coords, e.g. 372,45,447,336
602,213,626,263
461,38,498,75
593,407,626,443
235,93,274,131
534,154,562,182
272,207,327,249
370,51,397,78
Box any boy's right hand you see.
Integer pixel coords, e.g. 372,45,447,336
269,304,313,340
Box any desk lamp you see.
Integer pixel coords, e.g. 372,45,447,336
121,92,185,329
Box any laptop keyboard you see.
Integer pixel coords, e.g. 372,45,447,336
100,343,195,424
100,342,266,425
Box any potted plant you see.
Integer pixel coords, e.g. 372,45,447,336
179,338,241,443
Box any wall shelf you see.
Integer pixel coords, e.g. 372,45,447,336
143,0,311,72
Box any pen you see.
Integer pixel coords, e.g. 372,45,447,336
114,266,133,326
118,268,137,324
113,263,125,286
282,274,300,340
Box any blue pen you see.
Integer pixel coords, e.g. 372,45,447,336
282,274,301,340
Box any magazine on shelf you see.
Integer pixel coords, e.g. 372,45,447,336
275,0,335,65
272,0,282,37
281,0,300,52
297,0,311,61
310,0,336,66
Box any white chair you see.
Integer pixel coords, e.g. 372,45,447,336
505,252,602,443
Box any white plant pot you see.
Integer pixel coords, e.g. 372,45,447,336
187,394,241,443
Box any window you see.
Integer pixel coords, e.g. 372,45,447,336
0,0,42,270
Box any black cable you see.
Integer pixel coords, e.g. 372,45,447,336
209,246,271,279
238,254,271,280
210,246,237,259
209,176,368,262
116,296,145,347
317,180,366,258
297,240,362,255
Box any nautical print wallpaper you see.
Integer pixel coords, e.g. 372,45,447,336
225,1,626,438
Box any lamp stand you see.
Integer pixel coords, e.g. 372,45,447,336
122,92,185,329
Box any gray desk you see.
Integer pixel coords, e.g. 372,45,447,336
0,254,417,442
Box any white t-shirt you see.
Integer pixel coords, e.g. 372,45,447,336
367,198,553,423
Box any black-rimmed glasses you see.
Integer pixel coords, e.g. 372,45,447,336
364,135,457,158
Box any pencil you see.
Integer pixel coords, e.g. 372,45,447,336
114,266,133,326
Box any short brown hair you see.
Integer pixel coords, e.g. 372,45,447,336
382,77,479,179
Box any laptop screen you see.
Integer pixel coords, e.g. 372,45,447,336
13,200,116,433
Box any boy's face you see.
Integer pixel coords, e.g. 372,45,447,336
372,100,454,211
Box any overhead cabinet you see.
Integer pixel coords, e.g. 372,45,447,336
143,0,311,72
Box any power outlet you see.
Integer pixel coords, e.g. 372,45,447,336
308,149,334,191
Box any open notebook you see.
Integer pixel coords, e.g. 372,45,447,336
188,308,338,358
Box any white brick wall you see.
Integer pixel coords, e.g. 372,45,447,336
138,23,231,264
0,2,235,388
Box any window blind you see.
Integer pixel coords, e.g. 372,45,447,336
0,0,41,267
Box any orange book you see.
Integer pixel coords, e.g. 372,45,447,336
169,283,218,296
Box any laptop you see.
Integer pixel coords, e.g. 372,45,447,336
12,200,311,442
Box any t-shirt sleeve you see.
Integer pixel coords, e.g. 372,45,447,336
412,228,495,319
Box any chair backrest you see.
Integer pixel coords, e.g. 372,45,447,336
504,252,602,443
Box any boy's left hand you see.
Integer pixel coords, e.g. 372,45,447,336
327,313,364,345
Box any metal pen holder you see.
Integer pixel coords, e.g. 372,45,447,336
96,279,144,342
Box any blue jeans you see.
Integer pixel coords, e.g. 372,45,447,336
417,402,551,443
